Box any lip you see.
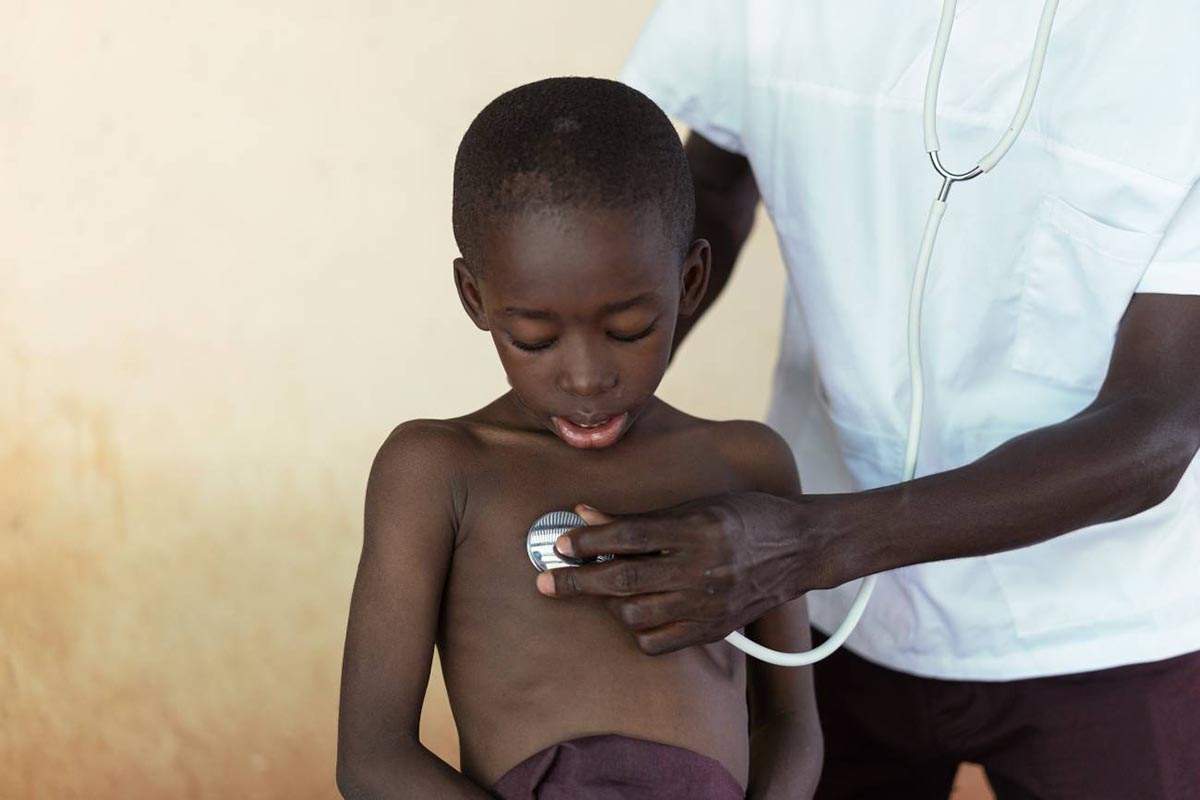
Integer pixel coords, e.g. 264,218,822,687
550,411,630,450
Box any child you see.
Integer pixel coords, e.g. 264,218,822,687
336,77,821,799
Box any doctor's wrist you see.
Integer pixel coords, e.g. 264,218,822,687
794,489,902,593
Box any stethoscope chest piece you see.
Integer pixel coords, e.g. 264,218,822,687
526,510,613,572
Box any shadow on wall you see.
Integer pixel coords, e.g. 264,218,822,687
0,336,360,797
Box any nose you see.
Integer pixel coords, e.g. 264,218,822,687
555,335,618,398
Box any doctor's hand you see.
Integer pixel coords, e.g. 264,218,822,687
535,494,844,654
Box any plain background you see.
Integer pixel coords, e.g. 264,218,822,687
2,1,990,797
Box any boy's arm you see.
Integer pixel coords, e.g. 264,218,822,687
733,424,823,800
745,598,822,800
336,422,492,800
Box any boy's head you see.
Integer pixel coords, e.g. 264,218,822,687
452,77,709,450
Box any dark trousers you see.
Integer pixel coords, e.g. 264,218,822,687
811,630,1200,800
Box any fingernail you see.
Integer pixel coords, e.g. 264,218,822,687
536,572,556,595
578,503,596,512
555,534,574,557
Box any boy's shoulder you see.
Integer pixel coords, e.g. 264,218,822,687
365,418,489,534
658,406,800,497
372,417,484,474
368,418,487,499
371,399,527,481
713,419,800,497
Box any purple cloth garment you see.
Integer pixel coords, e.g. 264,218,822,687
491,733,745,800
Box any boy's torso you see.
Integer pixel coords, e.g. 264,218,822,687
431,396,762,789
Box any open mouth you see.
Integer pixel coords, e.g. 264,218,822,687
550,412,630,450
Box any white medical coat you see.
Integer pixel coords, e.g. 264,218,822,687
622,0,1200,679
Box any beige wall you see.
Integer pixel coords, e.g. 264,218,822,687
1,2,789,797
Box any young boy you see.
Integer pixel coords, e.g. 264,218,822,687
336,77,821,799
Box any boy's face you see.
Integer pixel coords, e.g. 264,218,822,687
454,205,709,450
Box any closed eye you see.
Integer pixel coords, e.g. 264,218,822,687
608,322,657,343
510,337,556,352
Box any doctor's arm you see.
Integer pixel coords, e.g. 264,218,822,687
541,293,1200,654
838,291,1200,581
673,132,761,352
336,423,491,799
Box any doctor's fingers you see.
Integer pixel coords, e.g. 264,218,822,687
541,553,693,598
606,590,726,632
556,515,681,560
633,620,713,656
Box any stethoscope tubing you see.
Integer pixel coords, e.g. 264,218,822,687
725,0,1061,667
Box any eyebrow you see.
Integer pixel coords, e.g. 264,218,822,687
501,307,557,320
600,292,656,313
502,292,657,319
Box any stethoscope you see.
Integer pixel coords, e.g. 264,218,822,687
529,0,1063,666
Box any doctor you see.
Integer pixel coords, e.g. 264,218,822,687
536,1,1200,797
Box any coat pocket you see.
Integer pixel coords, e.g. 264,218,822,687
1009,196,1160,391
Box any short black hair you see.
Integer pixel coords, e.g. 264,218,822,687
452,77,695,271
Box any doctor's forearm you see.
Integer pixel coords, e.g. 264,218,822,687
820,394,1200,584
804,292,1200,589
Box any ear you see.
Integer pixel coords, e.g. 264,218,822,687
453,257,490,331
677,239,711,317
